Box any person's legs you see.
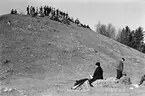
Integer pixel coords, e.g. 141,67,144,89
139,76,145,85
116,70,123,79
89,78,96,87
72,78,88,89
71,83,81,90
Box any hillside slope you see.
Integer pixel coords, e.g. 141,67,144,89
0,14,145,84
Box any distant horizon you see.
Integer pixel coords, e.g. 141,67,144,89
0,0,145,31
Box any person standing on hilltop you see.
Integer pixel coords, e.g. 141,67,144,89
11,9,14,14
27,5,30,15
14,9,17,14
116,58,125,79
89,62,103,87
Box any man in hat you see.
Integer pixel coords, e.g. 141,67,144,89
27,5,30,15
116,58,125,79
89,62,103,87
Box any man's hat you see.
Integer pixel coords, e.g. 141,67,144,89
95,62,100,66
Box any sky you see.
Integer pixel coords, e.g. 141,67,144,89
0,0,145,31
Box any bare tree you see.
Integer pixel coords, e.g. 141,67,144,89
96,22,116,39
106,23,116,39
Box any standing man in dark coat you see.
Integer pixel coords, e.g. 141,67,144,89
116,58,125,79
27,5,30,15
89,62,103,87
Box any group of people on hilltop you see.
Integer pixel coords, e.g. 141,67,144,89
11,9,18,14
72,58,145,89
26,5,90,29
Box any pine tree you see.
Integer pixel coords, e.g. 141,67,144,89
118,26,131,46
133,27,144,49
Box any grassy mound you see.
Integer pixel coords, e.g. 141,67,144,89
0,14,145,82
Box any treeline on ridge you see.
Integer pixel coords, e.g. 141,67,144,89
96,22,145,53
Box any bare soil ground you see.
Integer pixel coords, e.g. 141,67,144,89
0,14,145,96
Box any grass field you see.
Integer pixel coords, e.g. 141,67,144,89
0,14,145,96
